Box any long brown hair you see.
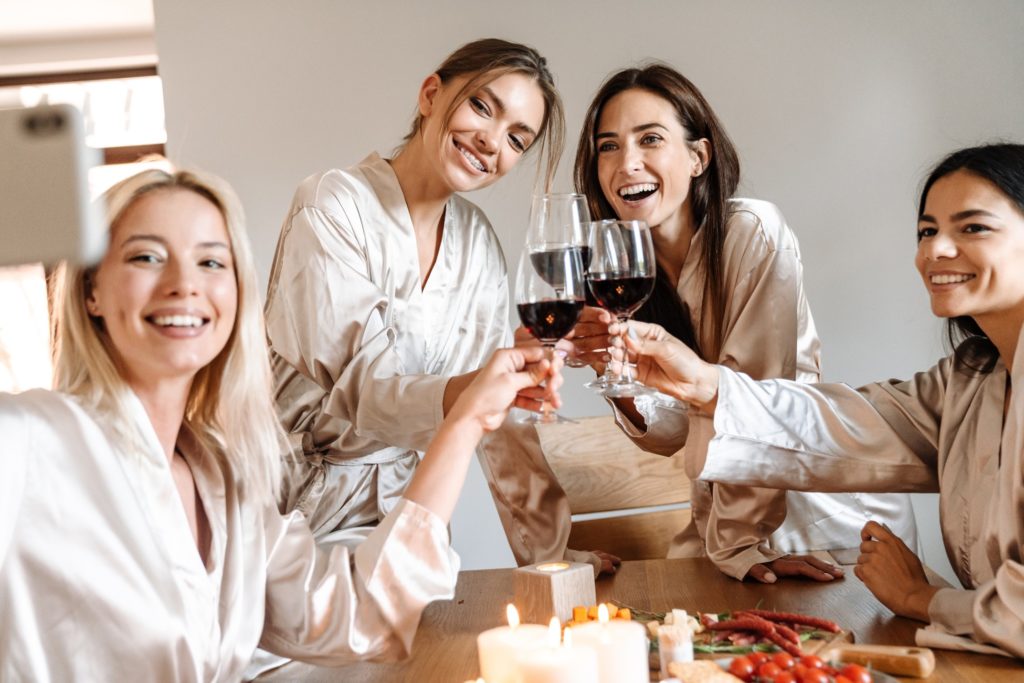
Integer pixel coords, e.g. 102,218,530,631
403,38,565,192
574,64,740,358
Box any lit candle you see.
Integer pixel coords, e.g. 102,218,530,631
570,603,649,683
515,617,598,683
476,605,548,683
535,562,570,572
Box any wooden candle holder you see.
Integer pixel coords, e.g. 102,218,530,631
513,561,596,625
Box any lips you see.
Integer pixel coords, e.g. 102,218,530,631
454,140,488,173
617,182,658,202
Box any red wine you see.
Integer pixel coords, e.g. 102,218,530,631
517,299,584,342
587,275,655,317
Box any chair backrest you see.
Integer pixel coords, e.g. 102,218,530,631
537,415,691,560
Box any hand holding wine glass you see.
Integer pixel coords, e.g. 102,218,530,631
585,219,656,397
514,242,585,423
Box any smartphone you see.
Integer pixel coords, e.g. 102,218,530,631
0,104,105,267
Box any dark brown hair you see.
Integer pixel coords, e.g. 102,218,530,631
573,64,739,358
918,143,1024,373
403,38,565,192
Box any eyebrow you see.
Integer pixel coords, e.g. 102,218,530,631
120,234,230,250
918,209,1001,223
481,85,538,138
595,122,670,140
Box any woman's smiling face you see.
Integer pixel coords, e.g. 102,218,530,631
86,188,237,388
420,71,546,193
916,169,1024,328
595,88,704,233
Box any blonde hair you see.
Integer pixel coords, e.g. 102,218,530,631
51,167,284,504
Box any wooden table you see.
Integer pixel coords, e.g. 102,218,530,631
262,558,1020,682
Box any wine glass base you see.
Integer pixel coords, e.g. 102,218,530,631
598,382,656,399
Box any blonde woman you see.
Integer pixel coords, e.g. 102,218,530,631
0,167,560,680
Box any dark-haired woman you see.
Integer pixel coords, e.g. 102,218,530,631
572,64,915,583
622,143,1024,657
263,39,603,573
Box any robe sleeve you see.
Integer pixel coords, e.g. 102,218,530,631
0,394,28,562
694,363,944,493
611,211,818,579
265,202,447,455
259,498,458,664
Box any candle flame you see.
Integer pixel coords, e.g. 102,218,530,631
563,627,573,648
598,603,609,624
506,604,519,629
536,562,570,572
547,617,561,647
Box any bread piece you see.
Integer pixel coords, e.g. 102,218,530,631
667,660,743,682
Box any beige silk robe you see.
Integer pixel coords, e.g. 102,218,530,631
612,199,916,578
264,153,572,565
0,389,459,681
690,335,1024,658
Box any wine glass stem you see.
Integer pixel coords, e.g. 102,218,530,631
541,343,556,421
617,316,634,384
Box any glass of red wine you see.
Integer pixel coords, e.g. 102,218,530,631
515,241,585,423
584,219,656,397
526,193,592,367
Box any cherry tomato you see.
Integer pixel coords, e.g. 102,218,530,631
773,672,796,683
772,652,796,670
758,662,782,679
792,663,808,679
839,663,873,683
749,652,770,667
727,655,755,681
799,654,825,670
835,676,855,683
798,670,829,683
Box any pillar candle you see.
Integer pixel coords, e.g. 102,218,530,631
476,605,548,683
514,619,598,683
570,605,648,683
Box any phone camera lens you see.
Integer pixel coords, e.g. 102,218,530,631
23,110,66,136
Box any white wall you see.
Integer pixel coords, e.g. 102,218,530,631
153,0,1024,579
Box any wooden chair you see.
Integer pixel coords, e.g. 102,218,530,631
536,415,691,561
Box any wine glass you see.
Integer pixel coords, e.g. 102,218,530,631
515,242,585,423
525,193,592,367
585,219,656,398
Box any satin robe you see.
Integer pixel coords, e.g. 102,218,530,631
0,389,459,681
264,153,572,564
690,334,1024,658
612,199,916,578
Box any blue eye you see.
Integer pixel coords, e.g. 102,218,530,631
200,258,228,270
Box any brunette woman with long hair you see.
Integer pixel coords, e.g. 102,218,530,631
572,64,916,583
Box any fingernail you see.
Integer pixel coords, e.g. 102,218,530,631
764,572,777,583
627,325,639,340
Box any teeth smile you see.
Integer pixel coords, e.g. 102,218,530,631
457,143,486,172
618,183,658,201
930,274,974,285
150,315,205,328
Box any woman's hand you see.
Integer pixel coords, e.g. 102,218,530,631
567,306,615,373
855,521,939,621
610,320,720,410
447,346,562,434
747,555,845,584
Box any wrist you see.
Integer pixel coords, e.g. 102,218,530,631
904,584,941,622
693,363,720,413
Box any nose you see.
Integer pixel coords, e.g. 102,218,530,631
475,126,499,155
620,142,643,175
164,258,199,297
920,232,958,262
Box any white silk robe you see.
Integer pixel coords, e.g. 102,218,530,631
0,389,459,681
264,153,573,564
612,199,917,578
690,330,1024,657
